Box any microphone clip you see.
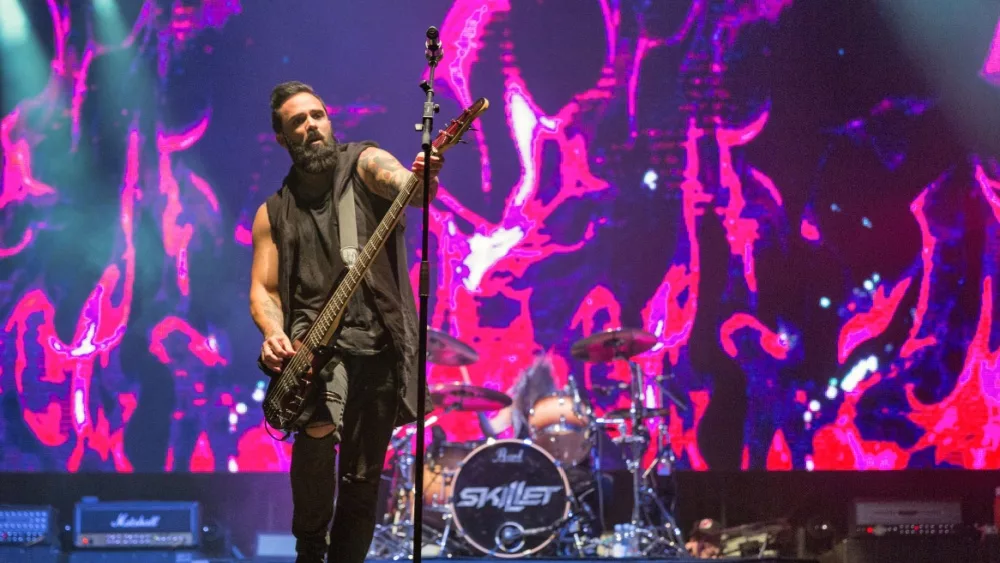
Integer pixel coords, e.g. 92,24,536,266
425,26,443,64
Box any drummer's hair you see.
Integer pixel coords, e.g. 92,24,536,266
512,353,557,415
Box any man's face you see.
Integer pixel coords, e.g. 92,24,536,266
277,91,337,174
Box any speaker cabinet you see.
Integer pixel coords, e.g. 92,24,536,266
820,536,980,563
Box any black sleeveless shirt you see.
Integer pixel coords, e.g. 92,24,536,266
285,178,387,354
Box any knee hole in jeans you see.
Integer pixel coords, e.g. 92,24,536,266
304,423,336,439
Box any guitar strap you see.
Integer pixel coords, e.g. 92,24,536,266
337,179,360,267
337,178,374,286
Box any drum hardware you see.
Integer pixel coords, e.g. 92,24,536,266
592,372,674,389
571,327,690,558
554,483,610,558
619,361,688,557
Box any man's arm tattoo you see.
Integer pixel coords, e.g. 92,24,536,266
251,294,285,338
358,148,417,201
262,297,284,337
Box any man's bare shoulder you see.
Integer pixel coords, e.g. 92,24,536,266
252,203,272,241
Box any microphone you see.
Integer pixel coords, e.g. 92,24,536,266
566,373,583,404
567,374,591,416
498,523,525,551
425,26,441,52
567,373,581,402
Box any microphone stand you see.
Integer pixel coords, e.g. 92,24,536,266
413,25,441,563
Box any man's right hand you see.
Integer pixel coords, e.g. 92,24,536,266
261,331,296,372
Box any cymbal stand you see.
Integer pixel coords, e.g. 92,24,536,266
642,419,687,552
613,360,688,557
626,360,647,529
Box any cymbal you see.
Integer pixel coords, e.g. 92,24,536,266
427,328,479,366
604,406,672,420
430,382,512,412
570,327,657,363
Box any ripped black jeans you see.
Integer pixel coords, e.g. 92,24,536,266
289,350,399,563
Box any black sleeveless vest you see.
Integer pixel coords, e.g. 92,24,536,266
265,141,425,425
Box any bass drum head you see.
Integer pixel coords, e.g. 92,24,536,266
451,439,570,558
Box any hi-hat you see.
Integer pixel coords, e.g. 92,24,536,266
430,382,512,412
427,327,479,366
570,327,656,363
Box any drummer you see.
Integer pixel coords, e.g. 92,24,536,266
467,352,558,440
466,352,614,532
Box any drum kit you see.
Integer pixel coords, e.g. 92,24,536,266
368,327,690,559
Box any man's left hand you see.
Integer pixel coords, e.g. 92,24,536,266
411,151,444,201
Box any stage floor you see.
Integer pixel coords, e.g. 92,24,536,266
0,548,817,563
366,559,816,563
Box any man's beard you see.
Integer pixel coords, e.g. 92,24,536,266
288,132,338,174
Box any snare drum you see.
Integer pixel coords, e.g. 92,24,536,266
451,439,570,557
528,392,592,464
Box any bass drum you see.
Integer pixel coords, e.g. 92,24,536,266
451,439,570,558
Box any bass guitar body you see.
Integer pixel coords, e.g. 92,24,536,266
260,337,338,432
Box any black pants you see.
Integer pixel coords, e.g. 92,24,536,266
289,351,399,563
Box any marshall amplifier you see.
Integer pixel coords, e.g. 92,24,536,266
73,500,200,549
850,499,962,537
